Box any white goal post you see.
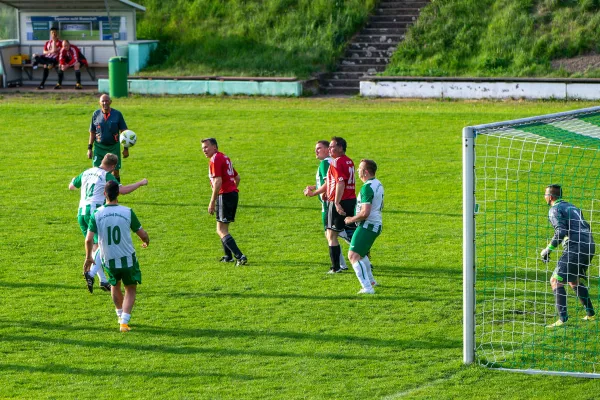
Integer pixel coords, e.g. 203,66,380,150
463,106,600,377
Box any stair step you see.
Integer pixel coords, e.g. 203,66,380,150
378,1,429,7
349,42,398,51
369,15,416,23
341,57,390,65
363,27,407,34
374,8,423,14
337,65,386,73
321,79,361,88
324,71,379,79
367,22,412,29
320,87,360,95
354,34,405,43
345,49,395,58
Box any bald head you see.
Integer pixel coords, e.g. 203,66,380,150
99,94,112,113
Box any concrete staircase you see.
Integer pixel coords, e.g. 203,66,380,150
320,0,429,95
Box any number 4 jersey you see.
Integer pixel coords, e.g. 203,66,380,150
71,167,118,216
89,204,142,268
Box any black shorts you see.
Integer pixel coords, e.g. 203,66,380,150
553,246,595,283
216,191,238,223
326,198,356,232
33,55,58,67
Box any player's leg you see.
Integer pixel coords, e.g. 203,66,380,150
548,256,569,327
73,62,82,88
569,252,595,319
217,192,246,265
56,65,64,89
119,262,142,332
325,202,343,273
348,226,378,293
39,65,50,89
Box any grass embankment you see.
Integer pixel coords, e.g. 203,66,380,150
136,0,375,78
386,0,600,78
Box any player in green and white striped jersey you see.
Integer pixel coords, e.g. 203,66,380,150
70,153,148,293
344,159,383,294
304,140,348,270
85,180,149,332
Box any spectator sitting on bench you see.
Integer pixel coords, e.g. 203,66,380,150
59,40,89,90
31,27,63,90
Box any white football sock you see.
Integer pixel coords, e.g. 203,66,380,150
363,256,375,285
116,309,123,322
339,244,347,268
90,249,108,283
121,312,131,324
352,260,373,290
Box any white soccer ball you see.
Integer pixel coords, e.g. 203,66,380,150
120,130,137,148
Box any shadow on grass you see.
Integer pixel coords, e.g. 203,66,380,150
0,334,393,361
0,281,82,290
0,320,461,353
0,363,256,380
383,209,461,218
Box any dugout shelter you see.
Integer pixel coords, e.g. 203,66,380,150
0,0,157,88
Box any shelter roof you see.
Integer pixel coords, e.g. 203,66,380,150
0,0,145,12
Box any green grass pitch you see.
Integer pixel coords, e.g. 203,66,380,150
1,94,599,398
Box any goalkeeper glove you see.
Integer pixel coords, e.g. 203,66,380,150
540,247,552,263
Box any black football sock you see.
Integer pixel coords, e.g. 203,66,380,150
222,234,242,259
41,68,49,85
575,284,595,317
221,240,233,259
329,245,341,270
57,70,64,85
554,286,568,322
75,71,81,84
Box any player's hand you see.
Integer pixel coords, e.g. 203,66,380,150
141,241,149,248
123,147,129,158
303,185,316,196
540,248,551,263
208,201,215,215
335,203,346,216
140,178,148,186
87,149,92,159
344,216,353,225
83,257,94,272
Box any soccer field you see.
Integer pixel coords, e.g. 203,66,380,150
1,95,598,399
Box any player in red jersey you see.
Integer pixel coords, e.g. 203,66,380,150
31,27,63,90
308,137,357,273
59,40,88,89
201,138,247,266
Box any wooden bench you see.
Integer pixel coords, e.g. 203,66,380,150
11,62,107,82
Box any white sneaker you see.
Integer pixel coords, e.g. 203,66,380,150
357,288,375,294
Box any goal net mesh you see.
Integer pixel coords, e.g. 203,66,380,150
473,108,600,375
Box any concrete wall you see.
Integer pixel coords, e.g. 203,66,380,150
98,78,303,97
361,79,600,100
127,41,158,75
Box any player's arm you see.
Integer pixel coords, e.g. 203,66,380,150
345,203,371,225
306,184,326,197
541,209,567,262
136,228,150,248
119,178,148,194
119,115,129,158
334,178,346,215
88,130,96,159
234,169,240,187
209,177,222,215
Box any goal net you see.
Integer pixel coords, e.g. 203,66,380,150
463,106,600,377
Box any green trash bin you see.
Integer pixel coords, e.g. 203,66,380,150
108,56,128,98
